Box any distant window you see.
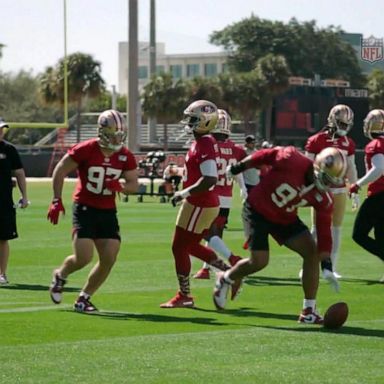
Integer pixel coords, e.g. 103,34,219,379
156,65,165,74
187,64,200,78
222,63,229,73
170,65,182,79
138,66,148,79
204,63,217,77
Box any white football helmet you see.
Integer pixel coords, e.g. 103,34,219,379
313,147,347,191
211,109,232,136
181,100,218,135
363,109,384,139
327,104,354,137
97,109,127,151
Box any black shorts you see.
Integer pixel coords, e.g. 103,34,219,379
72,203,121,241
0,208,18,240
244,203,308,251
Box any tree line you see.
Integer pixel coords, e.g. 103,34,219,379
0,16,383,145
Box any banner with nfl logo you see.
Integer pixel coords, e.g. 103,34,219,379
361,35,384,63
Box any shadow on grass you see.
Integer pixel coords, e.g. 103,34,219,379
0,283,79,293
261,324,384,338
194,306,298,322
69,308,228,326
244,275,301,287
340,277,384,286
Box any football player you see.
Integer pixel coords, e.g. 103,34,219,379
48,109,138,313
213,146,347,324
193,109,247,282
349,109,384,282
160,100,237,308
304,104,358,282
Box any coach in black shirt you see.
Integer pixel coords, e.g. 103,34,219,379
0,118,29,285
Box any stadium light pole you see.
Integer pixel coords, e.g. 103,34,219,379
127,0,139,152
148,0,157,143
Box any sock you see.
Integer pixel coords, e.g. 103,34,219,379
310,226,317,241
321,258,333,272
79,291,90,300
177,274,190,296
303,299,316,310
331,226,341,271
223,270,234,284
202,262,210,270
208,236,231,260
209,258,230,272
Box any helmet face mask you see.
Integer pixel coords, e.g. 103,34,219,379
181,100,218,135
313,147,347,191
211,109,232,136
98,109,127,151
327,104,354,137
363,109,384,139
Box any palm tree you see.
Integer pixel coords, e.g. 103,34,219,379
39,52,105,142
142,73,188,151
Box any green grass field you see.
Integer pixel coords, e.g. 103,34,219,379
1,181,383,383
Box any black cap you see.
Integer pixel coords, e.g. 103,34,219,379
245,134,256,143
0,118,9,129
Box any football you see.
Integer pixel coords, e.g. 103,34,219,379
323,302,349,329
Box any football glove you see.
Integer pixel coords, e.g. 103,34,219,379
47,198,65,225
170,189,190,207
348,183,360,196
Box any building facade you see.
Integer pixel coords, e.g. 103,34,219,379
118,41,228,94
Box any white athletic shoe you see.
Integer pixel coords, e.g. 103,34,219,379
0,274,9,285
379,274,384,283
333,271,342,279
322,269,340,292
213,272,230,310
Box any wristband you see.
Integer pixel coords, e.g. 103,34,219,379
231,162,246,175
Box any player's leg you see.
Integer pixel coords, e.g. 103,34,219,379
331,192,347,277
285,228,323,324
213,207,270,309
73,208,121,312
161,201,219,308
195,209,240,279
0,208,18,284
352,196,382,257
0,240,10,284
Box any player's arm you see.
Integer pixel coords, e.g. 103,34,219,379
52,154,78,199
120,168,139,195
227,148,277,176
47,154,77,225
345,154,358,184
352,153,384,190
13,168,29,208
189,159,217,194
171,159,217,205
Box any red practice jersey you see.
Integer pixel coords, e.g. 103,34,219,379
215,139,247,198
183,135,219,207
247,146,333,253
305,131,355,188
68,138,137,209
364,137,384,196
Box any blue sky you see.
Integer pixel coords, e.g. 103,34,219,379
1,0,383,89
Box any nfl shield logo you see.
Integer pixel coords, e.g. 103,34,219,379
361,35,383,63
